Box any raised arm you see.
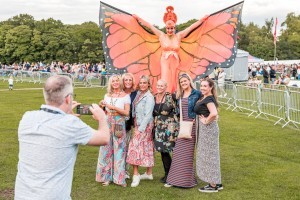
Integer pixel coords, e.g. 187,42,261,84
177,15,209,39
87,104,110,146
132,14,164,37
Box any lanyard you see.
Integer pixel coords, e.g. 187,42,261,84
40,107,62,114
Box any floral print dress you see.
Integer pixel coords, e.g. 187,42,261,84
153,93,178,152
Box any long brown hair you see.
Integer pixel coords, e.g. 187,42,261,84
202,78,219,108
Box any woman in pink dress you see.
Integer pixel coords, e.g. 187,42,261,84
133,6,207,92
126,75,155,187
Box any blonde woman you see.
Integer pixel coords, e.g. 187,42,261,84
122,73,138,179
96,75,130,187
165,73,201,188
126,75,155,187
122,73,138,134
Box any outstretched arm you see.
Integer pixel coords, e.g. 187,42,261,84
133,14,164,37
178,15,209,39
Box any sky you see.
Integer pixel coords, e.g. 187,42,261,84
0,0,299,31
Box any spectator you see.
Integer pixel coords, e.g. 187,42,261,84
269,65,277,84
274,73,291,86
14,75,109,199
217,68,226,97
100,65,107,86
263,65,269,84
8,75,13,90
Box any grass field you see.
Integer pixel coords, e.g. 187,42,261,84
0,81,299,200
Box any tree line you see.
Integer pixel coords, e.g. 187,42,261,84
0,13,299,65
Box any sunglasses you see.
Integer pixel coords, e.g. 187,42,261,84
178,73,190,80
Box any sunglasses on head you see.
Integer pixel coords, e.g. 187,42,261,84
178,73,190,80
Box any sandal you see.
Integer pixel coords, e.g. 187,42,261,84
102,181,110,186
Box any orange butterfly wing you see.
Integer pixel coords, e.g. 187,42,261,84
179,2,244,80
100,2,161,90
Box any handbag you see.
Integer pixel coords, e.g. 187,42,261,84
113,124,123,138
113,117,125,138
178,98,193,139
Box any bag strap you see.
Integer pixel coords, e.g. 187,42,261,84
179,98,183,122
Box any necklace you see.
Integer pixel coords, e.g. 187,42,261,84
156,93,165,103
110,91,121,108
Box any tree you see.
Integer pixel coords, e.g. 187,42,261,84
4,25,32,63
277,12,300,59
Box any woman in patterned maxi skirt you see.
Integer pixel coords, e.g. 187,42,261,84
194,78,222,193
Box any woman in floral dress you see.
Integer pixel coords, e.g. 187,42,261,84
96,75,130,187
153,79,178,183
126,75,155,187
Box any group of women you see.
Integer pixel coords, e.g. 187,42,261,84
95,73,222,193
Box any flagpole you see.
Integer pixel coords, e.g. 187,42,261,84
273,17,278,65
274,43,276,65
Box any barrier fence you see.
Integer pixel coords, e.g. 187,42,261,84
1,69,299,129
213,81,300,129
0,69,109,88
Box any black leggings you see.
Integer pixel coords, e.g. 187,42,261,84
161,152,172,175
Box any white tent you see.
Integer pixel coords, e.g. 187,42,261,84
223,49,249,81
248,55,264,63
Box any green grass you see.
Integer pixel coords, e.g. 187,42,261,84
0,82,299,200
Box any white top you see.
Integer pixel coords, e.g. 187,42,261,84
218,71,226,85
104,94,130,112
9,78,13,85
15,105,93,200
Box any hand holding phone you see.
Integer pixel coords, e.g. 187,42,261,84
76,104,93,115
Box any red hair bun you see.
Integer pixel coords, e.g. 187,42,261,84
163,6,177,24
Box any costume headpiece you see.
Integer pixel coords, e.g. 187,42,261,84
163,6,177,24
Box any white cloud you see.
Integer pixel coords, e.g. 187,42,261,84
0,0,298,28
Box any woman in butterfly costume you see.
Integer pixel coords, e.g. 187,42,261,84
99,1,244,93
133,7,207,92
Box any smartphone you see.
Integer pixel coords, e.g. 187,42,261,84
76,104,93,115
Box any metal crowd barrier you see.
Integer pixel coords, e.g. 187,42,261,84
284,87,300,128
257,86,288,125
233,83,259,117
0,69,13,81
216,81,299,129
217,81,236,110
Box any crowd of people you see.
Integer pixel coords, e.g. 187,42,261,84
248,63,300,86
14,72,223,199
0,61,106,74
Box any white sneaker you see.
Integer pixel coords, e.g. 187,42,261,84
140,172,153,180
131,174,140,187
164,183,173,188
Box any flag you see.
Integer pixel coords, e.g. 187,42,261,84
273,17,278,45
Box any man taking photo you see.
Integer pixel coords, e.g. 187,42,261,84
14,75,109,200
